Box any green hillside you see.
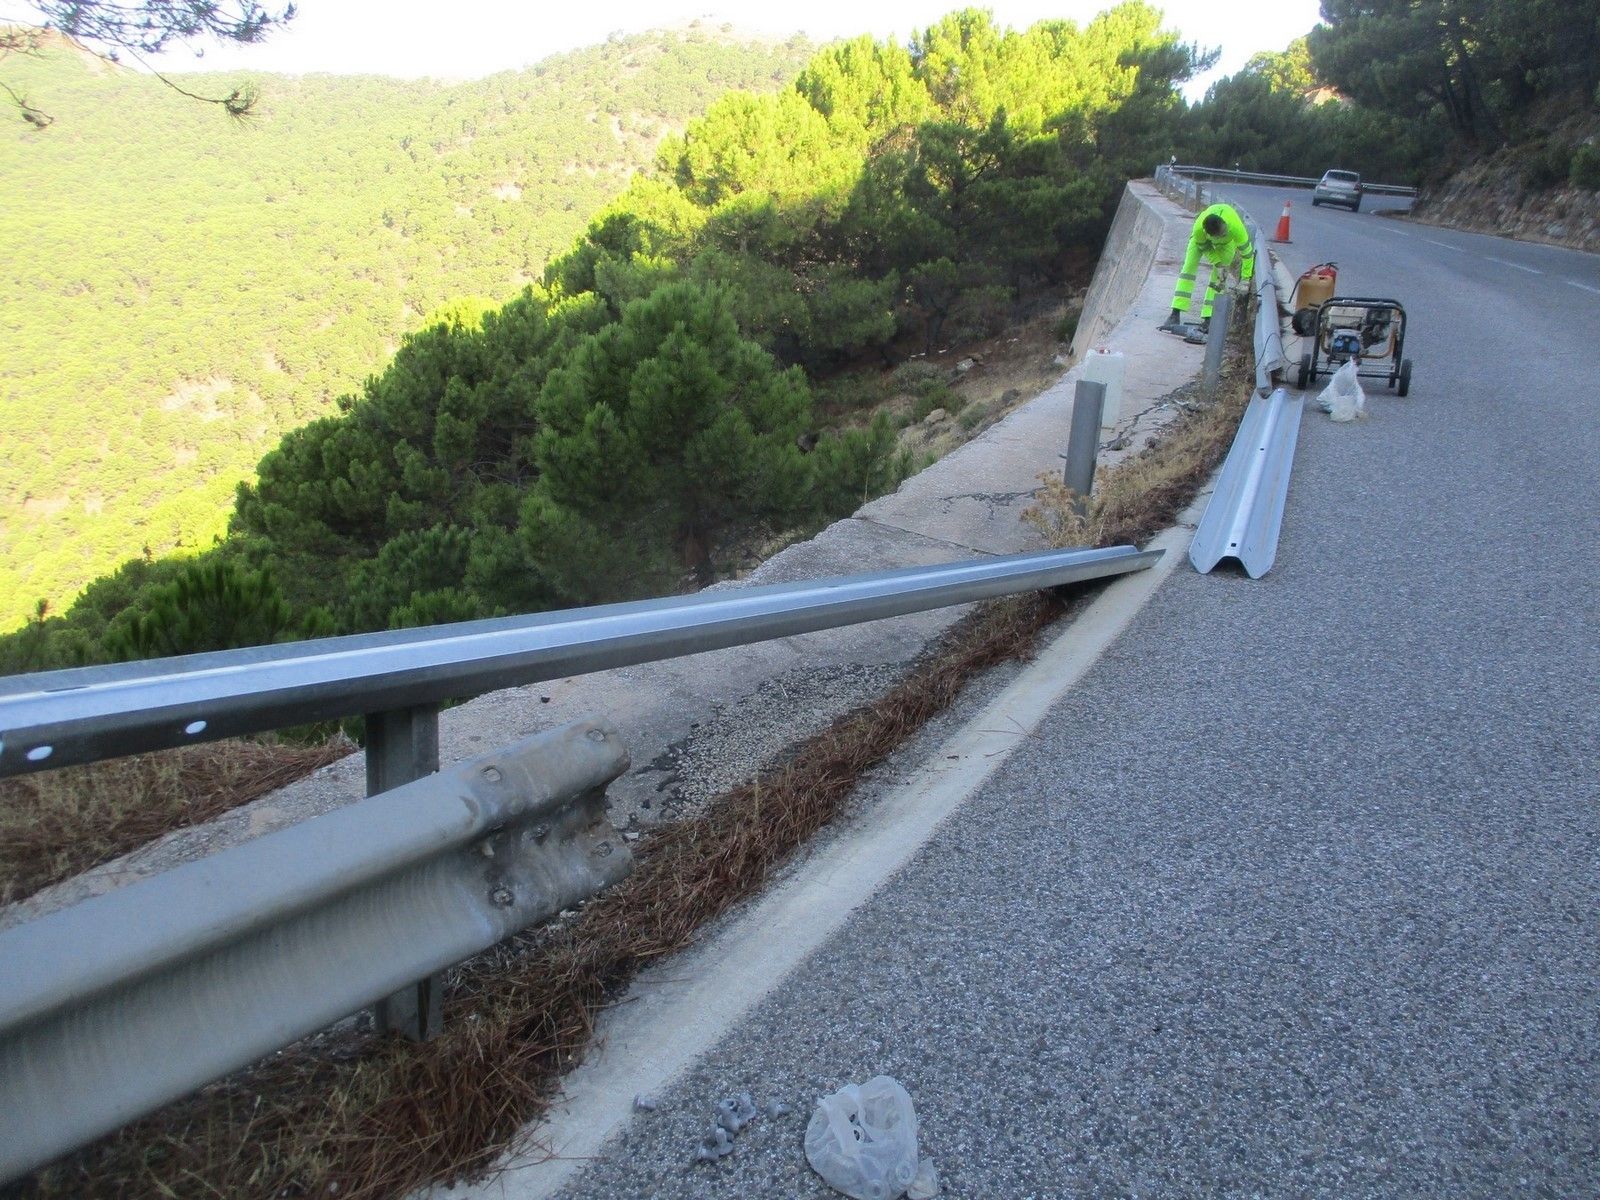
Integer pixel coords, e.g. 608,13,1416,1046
0,27,813,631
3,3,1211,673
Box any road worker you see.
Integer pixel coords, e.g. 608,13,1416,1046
1161,202,1255,334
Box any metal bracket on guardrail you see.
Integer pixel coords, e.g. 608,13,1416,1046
0,718,632,1182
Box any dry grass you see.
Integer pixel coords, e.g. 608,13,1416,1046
18,327,1259,1200
1024,342,1254,551
0,737,354,906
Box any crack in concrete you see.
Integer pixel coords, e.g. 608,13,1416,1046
852,513,996,559
936,488,1043,507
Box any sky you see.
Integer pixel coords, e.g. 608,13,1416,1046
135,0,1325,100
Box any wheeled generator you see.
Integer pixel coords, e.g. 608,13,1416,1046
1288,262,1415,396
1295,295,1413,396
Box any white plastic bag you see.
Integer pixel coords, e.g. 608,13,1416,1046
1317,359,1366,422
907,1156,940,1198
804,1075,920,1200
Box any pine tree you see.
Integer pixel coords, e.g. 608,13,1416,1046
526,281,812,595
102,557,326,660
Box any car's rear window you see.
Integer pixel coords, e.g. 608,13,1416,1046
1325,171,1360,183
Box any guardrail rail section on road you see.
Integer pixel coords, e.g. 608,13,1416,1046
0,544,1163,1182
1188,389,1303,578
1252,224,1290,396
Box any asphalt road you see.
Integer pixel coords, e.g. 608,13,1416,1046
542,187,1600,1198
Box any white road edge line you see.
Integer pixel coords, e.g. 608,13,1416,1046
1423,238,1458,250
1382,228,1412,238
1484,257,1542,275
440,515,1200,1200
1567,280,1600,295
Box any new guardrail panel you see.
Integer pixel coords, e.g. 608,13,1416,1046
0,718,630,1182
1188,389,1303,578
1252,226,1289,396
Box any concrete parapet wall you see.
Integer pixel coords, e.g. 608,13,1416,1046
1071,182,1171,362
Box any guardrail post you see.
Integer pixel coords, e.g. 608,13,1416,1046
1203,293,1232,398
365,704,443,1040
1064,379,1106,515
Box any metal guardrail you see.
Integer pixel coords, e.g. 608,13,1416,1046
0,543,1162,1181
0,547,1158,777
1188,388,1303,578
0,719,630,1181
1153,162,1207,212
1163,162,1418,198
1251,224,1290,396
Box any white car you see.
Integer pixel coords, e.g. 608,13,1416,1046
1313,169,1363,211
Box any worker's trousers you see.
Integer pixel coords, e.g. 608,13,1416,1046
1172,242,1236,319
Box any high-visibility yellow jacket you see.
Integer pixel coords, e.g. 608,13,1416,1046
1190,203,1255,280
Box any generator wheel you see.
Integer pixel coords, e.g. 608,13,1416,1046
1297,353,1312,390
1397,358,1413,397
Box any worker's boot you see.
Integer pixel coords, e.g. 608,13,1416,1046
1158,307,1184,333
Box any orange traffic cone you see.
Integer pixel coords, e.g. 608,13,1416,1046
1272,199,1292,243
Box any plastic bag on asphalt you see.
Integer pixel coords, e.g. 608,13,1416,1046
907,1156,940,1198
1318,359,1366,422
804,1075,920,1200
